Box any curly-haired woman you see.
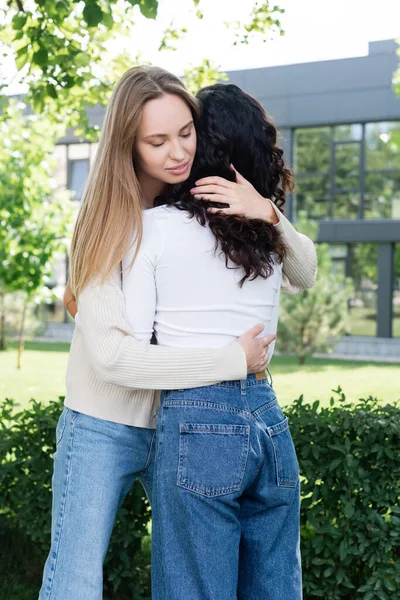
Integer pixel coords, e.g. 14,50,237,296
123,84,305,600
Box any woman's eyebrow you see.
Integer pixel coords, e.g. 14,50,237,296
144,120,194,140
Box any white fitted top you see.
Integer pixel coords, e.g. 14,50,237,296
122,205,282,362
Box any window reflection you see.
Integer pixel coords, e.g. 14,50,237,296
294,121,400,221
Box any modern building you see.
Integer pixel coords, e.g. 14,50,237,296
50,39,400,357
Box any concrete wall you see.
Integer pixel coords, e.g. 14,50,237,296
226,40,400,129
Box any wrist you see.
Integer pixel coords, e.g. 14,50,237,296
262,199,279,225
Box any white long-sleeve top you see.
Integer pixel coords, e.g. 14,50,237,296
65,199,317,428
122,205,283,361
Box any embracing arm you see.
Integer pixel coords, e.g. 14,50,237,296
75,267,247,390
267,199,317,294
191,170,317,294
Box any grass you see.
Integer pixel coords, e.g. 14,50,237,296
271,355,400,406
1,342,399,410
0,341,70,409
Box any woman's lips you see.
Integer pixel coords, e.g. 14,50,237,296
167,162,189,175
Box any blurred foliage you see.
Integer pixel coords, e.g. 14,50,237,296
1,0,285,139
0,100,71,352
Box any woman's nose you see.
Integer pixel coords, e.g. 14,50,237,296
169,140,186,161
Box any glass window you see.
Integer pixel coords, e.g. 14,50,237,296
348,243,378,337
365,122,400,171
364,172,400,219
294,127,331,174
334,124,362,142
69,159,89,200
334,143,360,191
295,173,330,219
333,193,360,219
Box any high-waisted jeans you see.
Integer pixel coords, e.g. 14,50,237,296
38,408,155,600
151,374,302,600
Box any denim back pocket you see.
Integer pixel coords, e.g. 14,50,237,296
177,423,250,498
267,417,299,488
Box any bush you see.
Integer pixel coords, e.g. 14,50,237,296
286,389,400,599
0,391,399,600
0,397,151,600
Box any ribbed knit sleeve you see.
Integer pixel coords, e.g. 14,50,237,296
268,199,318,294
76,267,247,390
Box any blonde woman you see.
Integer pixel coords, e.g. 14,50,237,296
39,67,281,600
39,66,316,600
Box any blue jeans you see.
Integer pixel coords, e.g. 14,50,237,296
151,375,302,600
38,408,155,600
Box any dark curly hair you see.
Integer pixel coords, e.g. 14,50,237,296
157,83,294,286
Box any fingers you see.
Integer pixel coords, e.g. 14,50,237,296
207,207,235,215
193,194,230,204
191,184,229,195
245,323,265,339
230,164,246,183
193,176,235,189
261,333,276,347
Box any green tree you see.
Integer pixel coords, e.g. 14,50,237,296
1,1,284,137
276,215,354,364
0,100,71,362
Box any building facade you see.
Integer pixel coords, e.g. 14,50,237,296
52,39,400,352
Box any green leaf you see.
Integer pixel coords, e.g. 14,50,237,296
46,84,58,99
75,53,91,68
344,502,355,519
12,14,28,30
138,0,158,19
324,566,335,577
339,539,347,561
83,1,104,27
32,48,48,66
15,46,30,71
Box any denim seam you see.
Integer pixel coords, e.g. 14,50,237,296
163,399,251,418
271,435,298,488
252,398,278,419
153,408,168,599
143,430,156,471
215,379,272,389
246,452,265,492
43,413,78,599
269,423,299,488
55,408,67,446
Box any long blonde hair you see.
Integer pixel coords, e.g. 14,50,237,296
69,66,199,298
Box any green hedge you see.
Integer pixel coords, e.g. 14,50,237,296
290,389,400,599
0,390,399,600
0,398,151,600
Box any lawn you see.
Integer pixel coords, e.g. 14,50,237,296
1,342,399,409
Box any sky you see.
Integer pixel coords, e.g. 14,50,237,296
2,0,400,93
140,0,400,73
